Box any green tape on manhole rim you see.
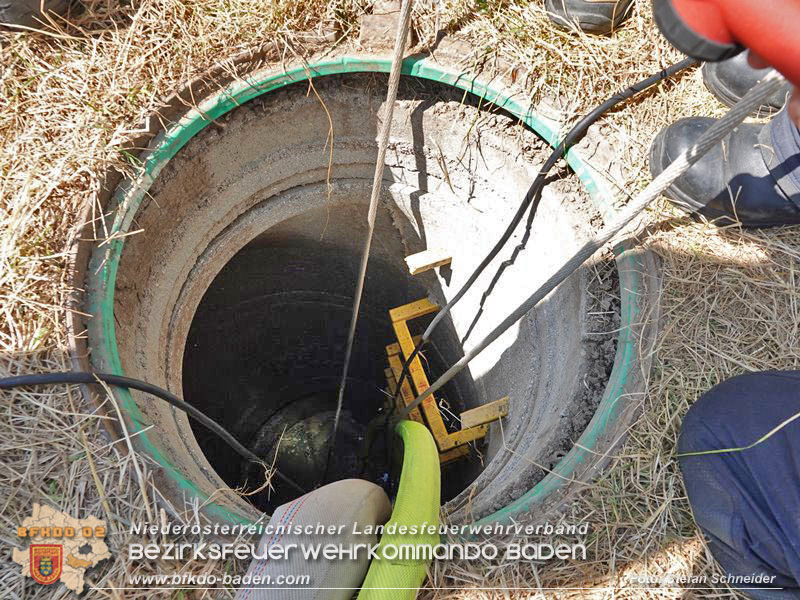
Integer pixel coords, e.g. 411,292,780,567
86,55,640,526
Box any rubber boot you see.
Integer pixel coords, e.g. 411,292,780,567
0,0,70,28
545,0,633,34
649,108,800,227
703,52,792,117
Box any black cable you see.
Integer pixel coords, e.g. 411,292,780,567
388,57,698,413
0,371,306,494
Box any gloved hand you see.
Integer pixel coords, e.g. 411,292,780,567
651,0,800,127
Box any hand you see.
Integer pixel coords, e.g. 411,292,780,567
748,52,800,127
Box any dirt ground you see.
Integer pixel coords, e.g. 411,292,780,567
1,1,798,599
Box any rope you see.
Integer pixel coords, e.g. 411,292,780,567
329,0,414,467
398,70,786,420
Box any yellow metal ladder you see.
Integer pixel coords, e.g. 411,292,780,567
385,298,509,464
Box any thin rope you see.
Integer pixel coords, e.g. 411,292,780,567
330,0,414,456
398,70,787,420
677,408,800,458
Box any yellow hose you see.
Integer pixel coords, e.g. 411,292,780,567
358,420,440,599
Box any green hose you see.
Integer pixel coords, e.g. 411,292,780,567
358,420,440,599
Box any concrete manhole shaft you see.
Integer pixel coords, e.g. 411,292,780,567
72,53,660,528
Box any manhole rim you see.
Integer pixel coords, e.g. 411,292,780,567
76,51,659,527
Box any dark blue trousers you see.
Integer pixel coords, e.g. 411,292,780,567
765,107,800,205
678,371,800,599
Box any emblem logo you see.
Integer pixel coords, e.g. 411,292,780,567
30,544,62,585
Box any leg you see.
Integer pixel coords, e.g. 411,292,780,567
235,479,391,600
649,56,800,228
649,106,800,227
678,371,800,599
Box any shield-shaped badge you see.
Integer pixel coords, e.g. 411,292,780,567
30,545,62,585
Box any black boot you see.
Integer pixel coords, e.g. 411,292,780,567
649,109,800,228
0,0,70,28
703,52,792,117
545,0,633,34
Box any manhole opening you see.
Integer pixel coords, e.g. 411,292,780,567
94,66,647,525
183,209,484,512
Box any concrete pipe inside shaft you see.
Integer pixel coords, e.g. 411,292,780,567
183,200,483,511
80,57,660,527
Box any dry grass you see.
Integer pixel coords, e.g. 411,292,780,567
2,1,799,598
1,2,368,598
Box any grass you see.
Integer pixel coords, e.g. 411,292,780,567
1,1,799,598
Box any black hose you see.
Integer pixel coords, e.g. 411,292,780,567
0,371,306,494
389,57,698,412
